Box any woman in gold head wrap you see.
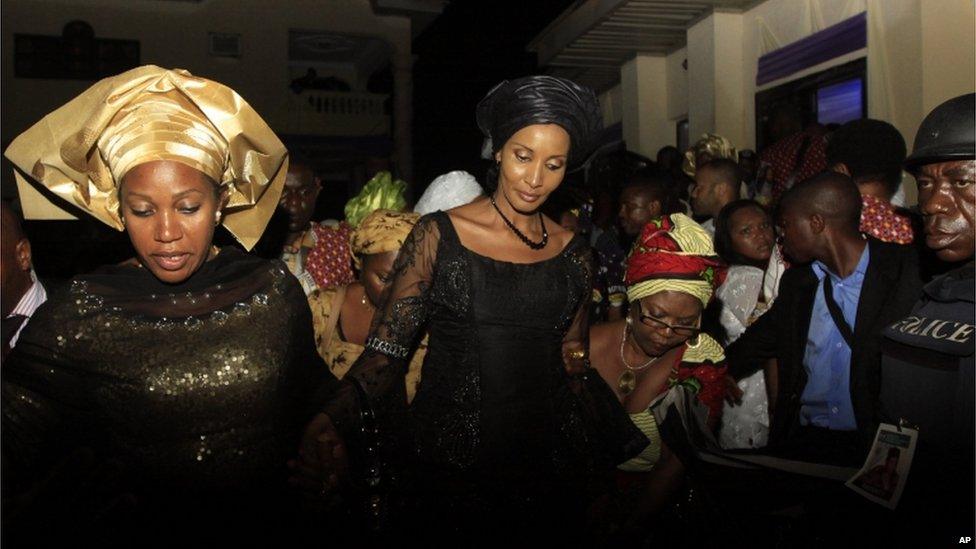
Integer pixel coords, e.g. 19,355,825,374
588,213,731,541
682,133,738,178
2,66,335,544
307,208,427,402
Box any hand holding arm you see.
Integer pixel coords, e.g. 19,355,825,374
297,217,440,497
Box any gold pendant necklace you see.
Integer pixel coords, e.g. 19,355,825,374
618,370,637,396
618,323,660,396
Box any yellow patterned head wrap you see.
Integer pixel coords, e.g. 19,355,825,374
4,65,288,251
349,209,419,268
344,171,407,228
625,213,727,306
682,133,738,178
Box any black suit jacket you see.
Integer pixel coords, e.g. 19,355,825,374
727,238,922,451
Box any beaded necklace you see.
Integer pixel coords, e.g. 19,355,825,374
489,195,548,250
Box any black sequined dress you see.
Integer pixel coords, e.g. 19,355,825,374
323,212,646,540
2,247,335,543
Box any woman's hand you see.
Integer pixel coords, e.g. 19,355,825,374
288,413,349,499
722,374,744,406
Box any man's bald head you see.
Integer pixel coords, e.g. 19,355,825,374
691,158,740,218
780,171,863,234
697,159,740,191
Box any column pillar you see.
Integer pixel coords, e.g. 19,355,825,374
620,54,670,159
392,53,415,187
687,11,746,147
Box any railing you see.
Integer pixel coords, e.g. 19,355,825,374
277,90,390,136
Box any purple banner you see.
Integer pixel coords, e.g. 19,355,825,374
757,12,866,86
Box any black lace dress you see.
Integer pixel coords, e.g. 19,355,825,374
324,212,645,540
2,248,336,544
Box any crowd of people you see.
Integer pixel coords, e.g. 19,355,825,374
1,64,972,546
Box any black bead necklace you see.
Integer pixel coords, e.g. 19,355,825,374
490,194,548,250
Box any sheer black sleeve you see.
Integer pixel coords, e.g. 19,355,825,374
562,242,594,362
321,215,440,437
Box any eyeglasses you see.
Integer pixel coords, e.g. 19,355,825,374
636,302,701,337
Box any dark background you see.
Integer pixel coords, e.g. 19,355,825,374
411,0,577,189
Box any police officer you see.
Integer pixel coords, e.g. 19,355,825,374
879,93,975,543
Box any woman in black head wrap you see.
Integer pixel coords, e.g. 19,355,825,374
477,75,603,190
297,76,646,543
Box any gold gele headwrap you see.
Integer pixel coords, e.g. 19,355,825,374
350,209,420,269
97,92,227,185
4,65,288,251
682,133,738,178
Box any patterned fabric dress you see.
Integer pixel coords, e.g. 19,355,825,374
281,221,356,295
859,194,915,244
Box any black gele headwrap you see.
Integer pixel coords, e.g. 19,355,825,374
476,75,603,168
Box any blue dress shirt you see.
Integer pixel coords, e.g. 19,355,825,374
800,243,870,430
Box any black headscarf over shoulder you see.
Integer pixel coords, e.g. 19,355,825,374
476,75,602,168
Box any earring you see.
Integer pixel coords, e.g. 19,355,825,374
686,334,701,348
626,317,633,326
215,211,222,225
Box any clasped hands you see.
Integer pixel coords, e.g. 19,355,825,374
288,413,349,500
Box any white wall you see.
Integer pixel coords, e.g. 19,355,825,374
920,0,976,113
666,47,688,123
599,84,623,127
737,0,974,153
865,0,922,192
1,0,412,144
712,12,746,148
741,0,973,205
686,16,716,141
741,0,868,148
666,0,975,207
686,11,747,149
621,54,670,159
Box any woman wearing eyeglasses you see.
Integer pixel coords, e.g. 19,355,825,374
588,213,728,541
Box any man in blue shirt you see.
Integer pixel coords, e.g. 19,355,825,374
801,242,869,431
728,172,922,465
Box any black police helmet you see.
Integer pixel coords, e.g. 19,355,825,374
905,93,975,170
